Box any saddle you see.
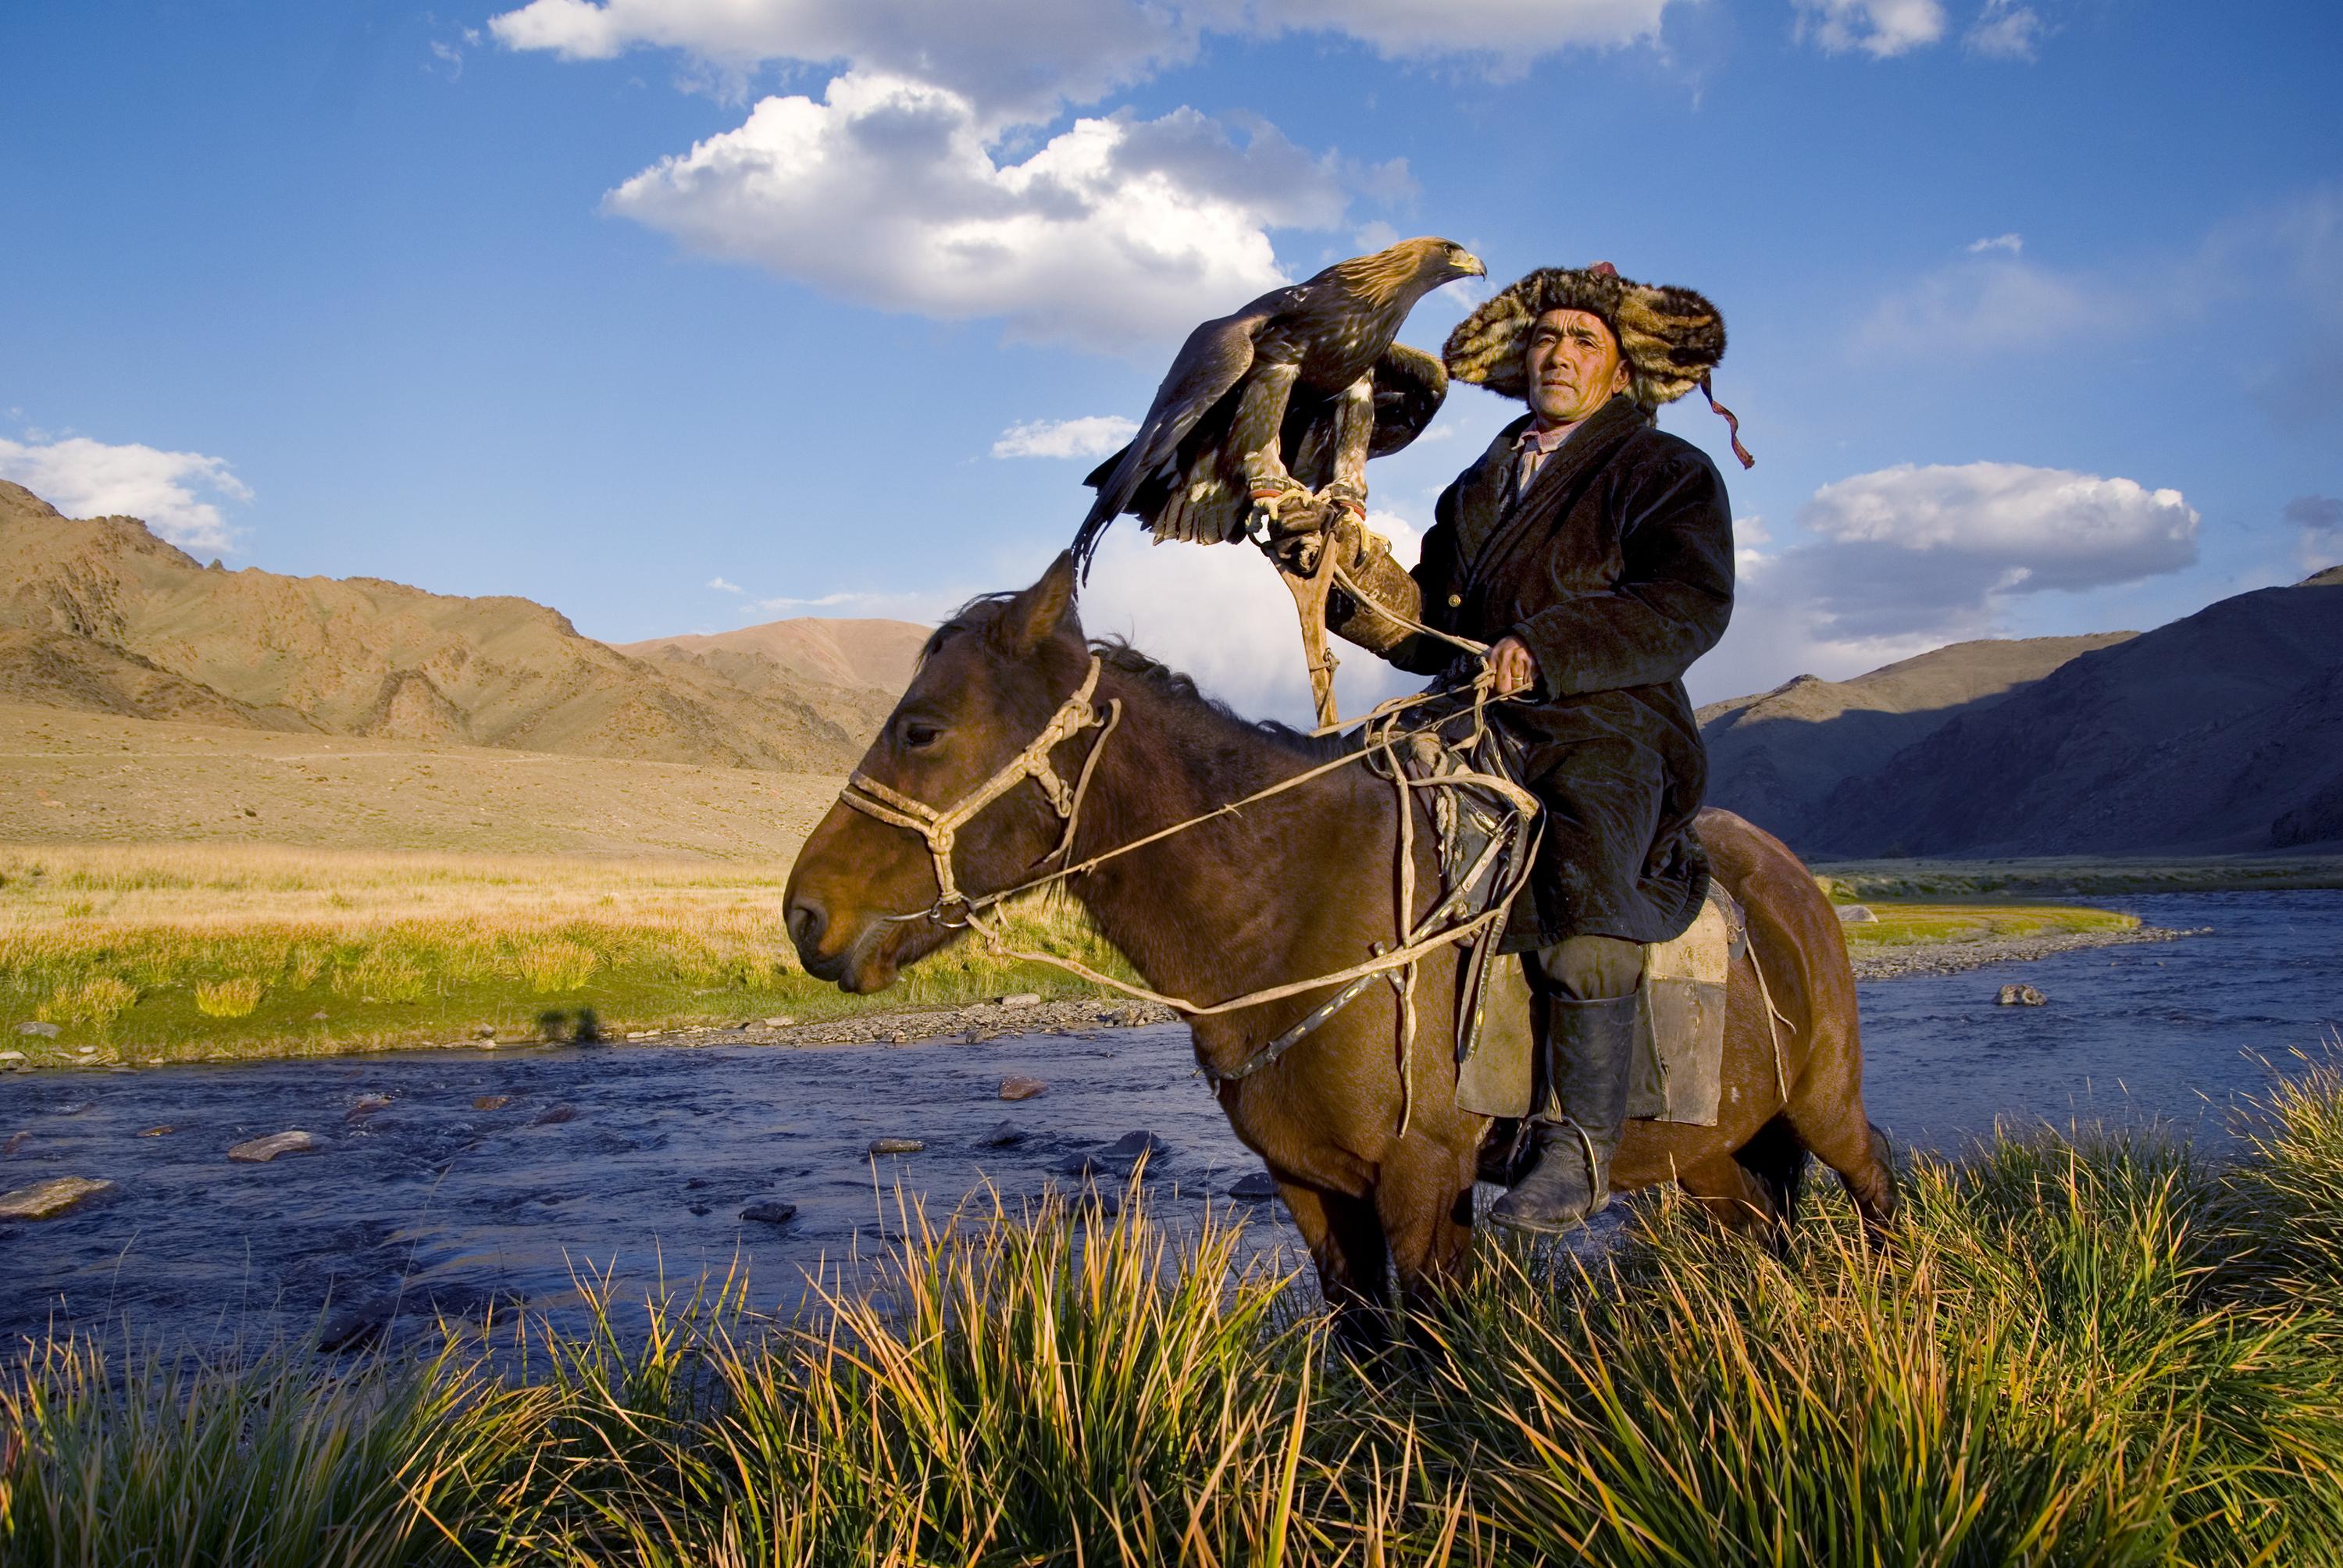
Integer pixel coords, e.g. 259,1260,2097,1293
1384,693,1743,1139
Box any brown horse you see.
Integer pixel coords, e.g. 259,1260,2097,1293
784,554,1896,1317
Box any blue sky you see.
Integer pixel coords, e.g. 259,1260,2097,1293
3,0,2338,717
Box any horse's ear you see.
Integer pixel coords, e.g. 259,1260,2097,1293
1001,551,1079,654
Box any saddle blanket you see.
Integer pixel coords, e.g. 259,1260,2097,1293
1453,881,1742,1127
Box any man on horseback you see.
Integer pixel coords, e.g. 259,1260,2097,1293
1317,262,1742,1233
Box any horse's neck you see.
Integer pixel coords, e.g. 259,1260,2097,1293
1068,674,1377,1008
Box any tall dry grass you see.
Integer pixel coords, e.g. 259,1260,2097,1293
7,1065,2341,1565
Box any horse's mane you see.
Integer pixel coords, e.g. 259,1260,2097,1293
923,593,1353,763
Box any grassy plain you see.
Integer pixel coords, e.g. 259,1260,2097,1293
5,1063,2341,1563
0,841,1131,1067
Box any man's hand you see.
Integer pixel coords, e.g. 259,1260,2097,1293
1488,635,1540,697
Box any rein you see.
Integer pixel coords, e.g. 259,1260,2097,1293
826,647,1542,1089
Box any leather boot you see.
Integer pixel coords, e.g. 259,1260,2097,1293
1487,989,1640,1235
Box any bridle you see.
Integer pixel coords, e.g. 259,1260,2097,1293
836,655,1120,923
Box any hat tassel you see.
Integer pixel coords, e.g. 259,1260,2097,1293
1700,376,1753,469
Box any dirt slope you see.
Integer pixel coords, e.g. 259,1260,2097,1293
619,619,929,698
1699,633,2134,844
0,702,840,858
0,481,911,773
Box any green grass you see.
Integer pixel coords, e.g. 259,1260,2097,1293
8,1063,2343,1565
0,842,1136,1067
1817,855,2343,899
1835,899,2141,948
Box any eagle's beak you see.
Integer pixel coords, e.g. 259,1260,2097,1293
1457,251,1486,278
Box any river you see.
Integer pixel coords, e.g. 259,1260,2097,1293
2,890,2337,1351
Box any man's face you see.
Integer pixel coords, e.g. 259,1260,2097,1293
1525,308,1631,426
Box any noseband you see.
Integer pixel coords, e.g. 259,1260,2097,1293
836,656,1118,921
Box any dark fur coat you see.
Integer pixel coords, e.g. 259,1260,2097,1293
1371,393,1734,951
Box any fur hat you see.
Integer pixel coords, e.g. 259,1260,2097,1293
1443,262,1751,465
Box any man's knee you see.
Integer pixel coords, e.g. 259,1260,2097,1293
1536,935,1643,1001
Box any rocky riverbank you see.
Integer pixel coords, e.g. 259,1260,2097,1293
1848,922,2191,980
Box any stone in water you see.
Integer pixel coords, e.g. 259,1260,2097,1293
740,1199,798,1225
228,1130,324,1163
473,1094,511,1111
0,1176,114,1220
868,1137,924,1156
979,1120,1028,1147
999,1076,1048,1101
1996,983,2048,1007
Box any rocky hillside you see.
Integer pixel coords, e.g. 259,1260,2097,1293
0,481,925,774
619,619,929,711
1703,568,2343,857
1698,633,2134,845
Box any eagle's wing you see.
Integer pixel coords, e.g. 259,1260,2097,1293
1074,287,1309,573
1365,342,1448,459
1277,341,1451,490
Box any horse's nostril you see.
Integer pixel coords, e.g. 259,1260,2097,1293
785,896,826,957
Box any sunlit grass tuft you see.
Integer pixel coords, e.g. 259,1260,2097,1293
8,1064,2342,1565
194,975,266,1017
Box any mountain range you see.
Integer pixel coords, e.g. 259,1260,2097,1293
0,481,928,775
5,478,2336,857
1701,566,2343,857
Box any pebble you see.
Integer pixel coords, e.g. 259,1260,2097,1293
1997,984,2049,1007
740,1199,799,1225
16,1021,60,1039
1228,1171,1278,1202
0,1050,25,1067
999,1076,1048,1101
345,1094,394,1122
762,1016,796,1028
473,1095,511,1111
0,1176,116,1220
310,1010,330,1021
227,1130,325,1163
998,993,1043,1010
868,1137,925,1156
979,1121,1029,1147
474,1024,497,1039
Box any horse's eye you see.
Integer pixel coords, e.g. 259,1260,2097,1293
899,720,943,750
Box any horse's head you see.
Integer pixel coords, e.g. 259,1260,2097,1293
783,551,1093,992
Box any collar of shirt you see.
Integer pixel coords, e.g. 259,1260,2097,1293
1514,418,1585,456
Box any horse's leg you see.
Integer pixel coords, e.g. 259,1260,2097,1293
1678,1152,1781,1237
1275,1178,1391,1347
1374,1136,1480,1315
1784,1099,1898,1236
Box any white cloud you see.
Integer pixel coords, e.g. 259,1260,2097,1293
993,415,1139,460
1966,0,2043,60
2286,495,2343,573
1966,232,2023,255
1254,0,1670,63
1853,249,2131,358
0,435,251,553
1792,0,1946,58
1791,461,2199,640
1077,515,1428,724
604,73,1349,350
490,0,1190,120
492,0,1678,117
708,576,744,593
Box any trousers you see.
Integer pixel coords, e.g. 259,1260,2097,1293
1531,933,1644,1003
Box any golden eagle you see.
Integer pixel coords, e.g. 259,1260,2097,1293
1072,237,1484,576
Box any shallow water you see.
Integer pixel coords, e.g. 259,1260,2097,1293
2,889,2336,1350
